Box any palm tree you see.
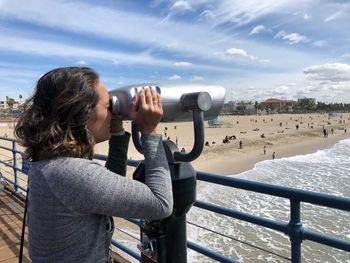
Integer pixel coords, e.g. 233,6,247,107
5,96,14,110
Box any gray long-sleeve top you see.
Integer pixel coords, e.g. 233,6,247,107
27,133,173,263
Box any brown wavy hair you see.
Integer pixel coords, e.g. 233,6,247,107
15,67,99,161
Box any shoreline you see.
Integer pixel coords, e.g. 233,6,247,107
192,133,350,176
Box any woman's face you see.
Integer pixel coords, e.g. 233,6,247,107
87,81,112,143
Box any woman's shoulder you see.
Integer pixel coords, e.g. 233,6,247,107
31,157,102,176
30,157,106,187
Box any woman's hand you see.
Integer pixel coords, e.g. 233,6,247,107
130,87,163,135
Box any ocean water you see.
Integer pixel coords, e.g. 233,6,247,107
187,138,350,263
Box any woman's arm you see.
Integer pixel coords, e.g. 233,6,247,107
105,132,130,176
42,134,173,220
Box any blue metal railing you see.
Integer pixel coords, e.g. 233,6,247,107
1,136,349,263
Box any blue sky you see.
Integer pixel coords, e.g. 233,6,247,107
0,0,350,103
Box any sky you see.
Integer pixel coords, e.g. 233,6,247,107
0,0,350,103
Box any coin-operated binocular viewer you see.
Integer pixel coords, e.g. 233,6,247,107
109,84,225,263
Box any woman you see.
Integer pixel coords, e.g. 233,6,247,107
15,67,173,262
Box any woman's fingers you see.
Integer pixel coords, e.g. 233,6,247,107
130,86,162,135
129,95,138,119
151,89,158,107
139,88,146,107
144,87,152,105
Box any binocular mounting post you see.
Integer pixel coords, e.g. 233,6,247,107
131,92,209,262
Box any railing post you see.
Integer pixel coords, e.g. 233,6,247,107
12,140,20,193
288,200,303,263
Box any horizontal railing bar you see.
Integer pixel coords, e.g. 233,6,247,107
0,136,17,142
187,240,239,263
0,161,27,175
196,171,350,212
0,145,23,156
111,239,141,261
0,145,13,152
0,159,14,167
303,229,350,252
195,200,287,233
115,226,140,241
2,176,27,192
93,153,107,161
14,167,25,173
127,159,141,167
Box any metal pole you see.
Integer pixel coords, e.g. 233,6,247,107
289,200,303,263
12,141,19,193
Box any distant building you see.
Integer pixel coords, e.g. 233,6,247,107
0,100,20,110
260,98,297,113
0,101,6,110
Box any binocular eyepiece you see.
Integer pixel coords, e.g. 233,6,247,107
108,84,226,122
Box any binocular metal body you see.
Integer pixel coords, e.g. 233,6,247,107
109,84,225,122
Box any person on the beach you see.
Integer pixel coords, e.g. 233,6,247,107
323,128,328,138
14,67,173,263
272,152,276,160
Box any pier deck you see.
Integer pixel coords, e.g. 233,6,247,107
0,189,30,263
0,188,131,263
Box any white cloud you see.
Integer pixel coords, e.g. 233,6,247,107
0,33,171,67
161,0,194,24
226,48,248,57
303,63,350,99
249,25,266,35
274,30,310,45
271,85,290,98
174,61,192,67
283,33,309,44
224,47,268,63
0,33,237,74
198,9,215,21
303,13,311,20
274,30,286,39
75,60,87,65
202,0,303,27
170,0,193,12
303,63,350,82
190,76,204,81
324,10,342,22
0,0,223,64
169,74,182,80
312,40,327,48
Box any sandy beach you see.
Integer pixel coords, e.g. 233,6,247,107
1,113,350,177
93,113,350,176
